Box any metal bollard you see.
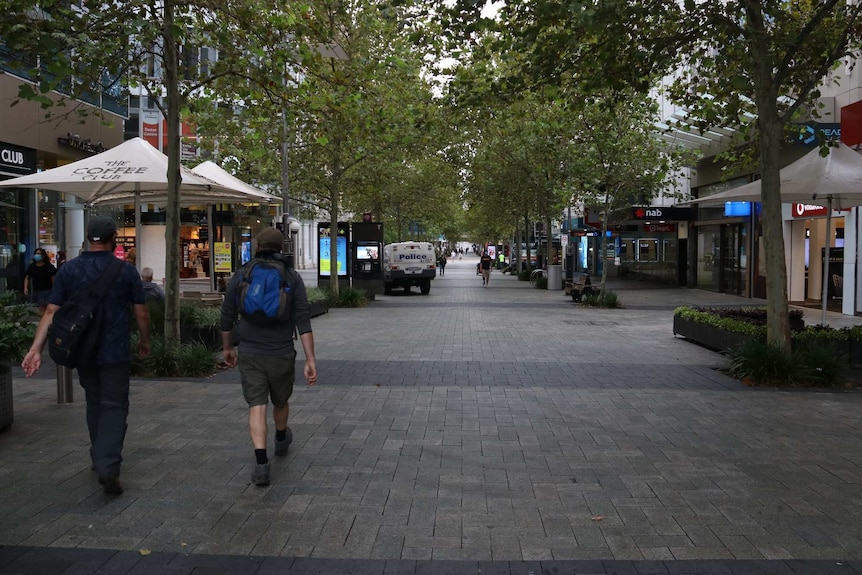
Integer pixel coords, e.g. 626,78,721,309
56,364,74,404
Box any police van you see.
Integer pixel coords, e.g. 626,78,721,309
382,241,437,295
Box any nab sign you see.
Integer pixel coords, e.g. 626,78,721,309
630,207,691,221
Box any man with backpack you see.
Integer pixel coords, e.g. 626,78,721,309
21,216,151,495
219,227,317,487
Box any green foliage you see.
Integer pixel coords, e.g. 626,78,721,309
675,306,862,343
674,306,768,337
518,270,531,281
146,300,218,335
726,339,803,387
305,287,328,303
794,340,848,388
131,334,217,378
326,287,368,308
534,275,547,289
582,290,621,309
0,294,36,362
183,305,221,329
726,338,848,388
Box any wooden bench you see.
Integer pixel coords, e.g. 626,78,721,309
565,274,593,302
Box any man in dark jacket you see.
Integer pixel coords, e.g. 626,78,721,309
140,267,165,304
22,216,151,495
220,227,317,487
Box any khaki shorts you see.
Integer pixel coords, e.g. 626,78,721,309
238,351,296,407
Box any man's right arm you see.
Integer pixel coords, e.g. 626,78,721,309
21,304,59,377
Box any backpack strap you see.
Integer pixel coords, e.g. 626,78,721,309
89,257,125,298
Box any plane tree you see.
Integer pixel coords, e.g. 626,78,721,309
443,0,862,349
0,0,316,341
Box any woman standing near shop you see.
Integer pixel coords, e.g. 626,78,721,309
23,248,57,315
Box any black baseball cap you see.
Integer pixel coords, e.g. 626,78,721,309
87,216,117,242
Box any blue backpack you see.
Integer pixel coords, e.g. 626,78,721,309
238,257,293,324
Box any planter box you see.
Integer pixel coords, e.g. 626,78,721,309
0,365,12,432
673,315,758,353
310,300,328,319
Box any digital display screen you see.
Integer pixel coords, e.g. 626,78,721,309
320,236,347,276
356,246,378,260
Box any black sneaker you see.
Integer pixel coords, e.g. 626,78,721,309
98,475,123,495
274,427,293,457
252,463,270,486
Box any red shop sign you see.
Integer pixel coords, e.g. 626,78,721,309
643,223,676,233
793,203,828,217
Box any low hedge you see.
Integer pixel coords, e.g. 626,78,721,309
674,305,862,342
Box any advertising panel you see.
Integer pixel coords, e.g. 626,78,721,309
214,242,232,273
320,236,347,276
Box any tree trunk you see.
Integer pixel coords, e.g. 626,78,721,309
599,196,611,294
329,144,341,296
524,213,532,271
163,0,181,343
758,106,792,350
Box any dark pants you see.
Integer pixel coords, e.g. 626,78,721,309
78,363,131,478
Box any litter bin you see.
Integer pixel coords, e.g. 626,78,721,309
547,264,562,290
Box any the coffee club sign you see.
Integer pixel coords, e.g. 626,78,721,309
69,160,149,181
0,141,37,176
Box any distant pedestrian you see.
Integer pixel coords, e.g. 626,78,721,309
220,227,318,487
480,251,493,286
23,248,57,315
21,216,152,495
140,267,165,305
438,254,447,276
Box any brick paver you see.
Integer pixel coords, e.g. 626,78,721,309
2,256,861,574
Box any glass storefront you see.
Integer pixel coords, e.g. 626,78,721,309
696,222,749,296
618,234,680,284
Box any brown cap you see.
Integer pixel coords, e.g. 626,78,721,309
256,227,283,252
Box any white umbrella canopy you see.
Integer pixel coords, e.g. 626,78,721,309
0,137,253,205
679,142,862,322
682,143,862,208
190,161,274,204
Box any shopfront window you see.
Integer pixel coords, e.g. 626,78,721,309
38,191,62,265
0,189,28,295
697,225,720,292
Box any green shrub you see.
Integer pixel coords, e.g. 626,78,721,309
186,305,220,329
131,334,217,378
794,340,848,387
305,287,327,303
0,297,36,362
534,276,548,289
518,271,531,281
327,287,367,308
726,339,801,386
582,290,620,308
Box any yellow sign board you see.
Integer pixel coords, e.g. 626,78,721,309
214,242,232,273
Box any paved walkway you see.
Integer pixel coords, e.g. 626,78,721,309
2,255,862,574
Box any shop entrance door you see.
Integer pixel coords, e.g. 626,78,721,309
720,225,744,295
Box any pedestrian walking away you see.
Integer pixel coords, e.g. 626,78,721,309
220,227,318,487
480,251,493,286
438,253,447,276
21,216,151,495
